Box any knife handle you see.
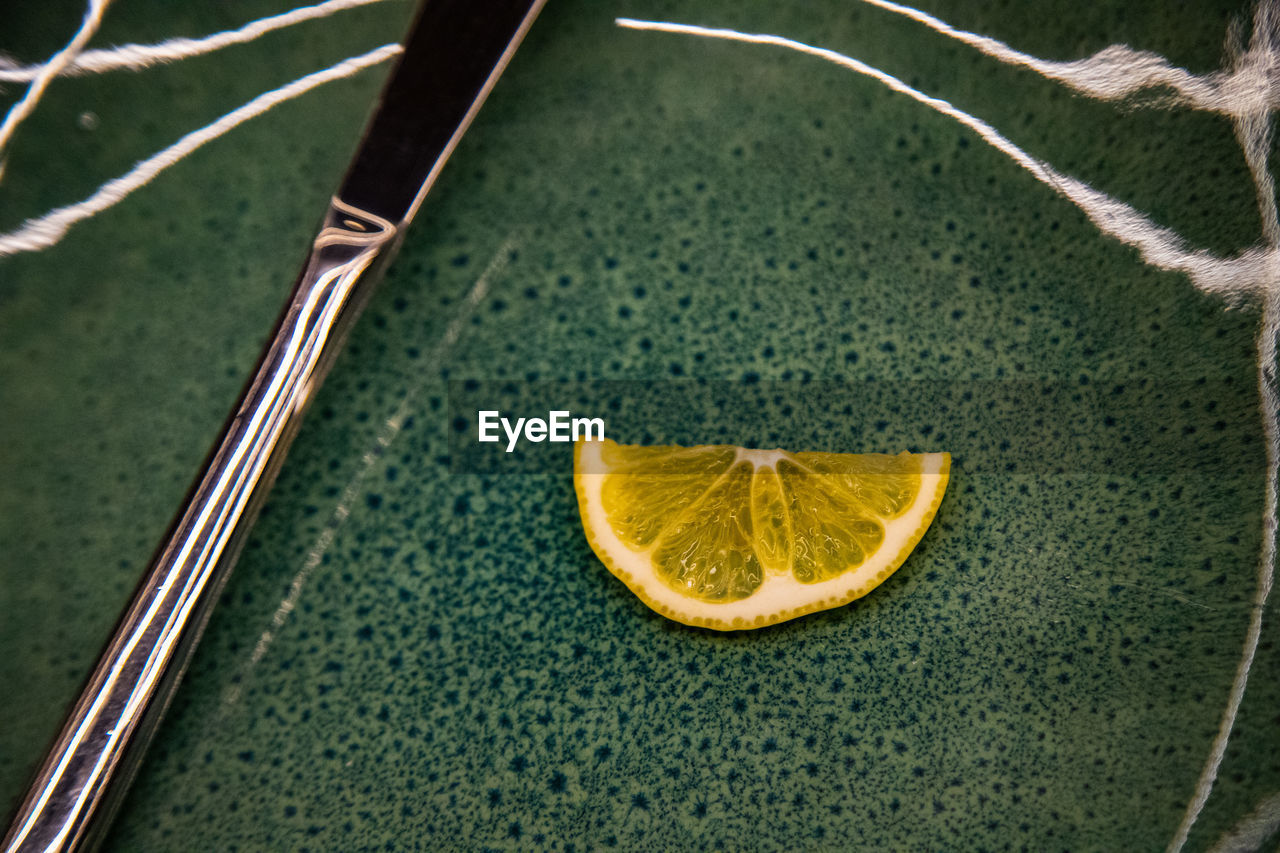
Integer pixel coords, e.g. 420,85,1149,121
3,200,397,853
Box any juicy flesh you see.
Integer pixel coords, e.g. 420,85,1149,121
600,444,922,603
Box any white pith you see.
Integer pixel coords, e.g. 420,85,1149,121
576,439,950,629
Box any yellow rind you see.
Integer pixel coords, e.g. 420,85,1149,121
573,440,951,631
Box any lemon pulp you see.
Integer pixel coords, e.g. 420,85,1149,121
574,438,950,630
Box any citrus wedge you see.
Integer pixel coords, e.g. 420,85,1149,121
574,438,950,630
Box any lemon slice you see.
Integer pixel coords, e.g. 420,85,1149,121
574,438,950,630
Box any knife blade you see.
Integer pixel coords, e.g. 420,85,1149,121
3,1,546,849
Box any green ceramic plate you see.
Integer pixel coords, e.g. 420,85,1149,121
2,0,1277,849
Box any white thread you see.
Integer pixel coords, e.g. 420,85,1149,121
0,44,403,258
0,0,392,84
614,18,1272,302
853,0,1280,244
1207,789,1280,852
1169,301,1280,853
1166,11,1280,850
0,0,112,165
1230,1,1280,246
852,0,1268,115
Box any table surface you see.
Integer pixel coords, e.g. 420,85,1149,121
2,0,1276,849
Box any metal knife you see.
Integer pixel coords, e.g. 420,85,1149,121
3,1,546,849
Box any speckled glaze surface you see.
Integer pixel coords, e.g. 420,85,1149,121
2,0,1277,849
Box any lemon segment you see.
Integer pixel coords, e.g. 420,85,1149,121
749,465,791,574
574,438,950,631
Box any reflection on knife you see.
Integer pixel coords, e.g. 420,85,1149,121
3,1,546,849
